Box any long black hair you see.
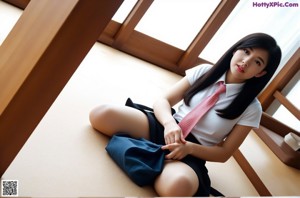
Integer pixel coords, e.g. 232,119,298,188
183,33,282,119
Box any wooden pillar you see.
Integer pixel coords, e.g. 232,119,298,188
0,0,123,176
177,0,239,69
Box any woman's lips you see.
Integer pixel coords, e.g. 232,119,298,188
236,65,245,73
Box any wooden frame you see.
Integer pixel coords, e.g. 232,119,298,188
2,0,239,75
2,0,30,9
233,149,272,196
259,48,300,110
177,0,239,69
99,0,239,75
273,90,300,120
112,0,154,48
0,0,123,177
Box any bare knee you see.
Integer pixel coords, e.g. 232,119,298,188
89,104,116,133
90,104,149,138
156,173,197,196
90,104,107,125
155,164,198,196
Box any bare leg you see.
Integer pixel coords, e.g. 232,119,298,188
90,104,199,196
154,160,199,196
89,104,150,139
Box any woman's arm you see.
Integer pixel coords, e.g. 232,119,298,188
153,77,191,144
162,124,252,162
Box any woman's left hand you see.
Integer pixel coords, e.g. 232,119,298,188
161,142,192,160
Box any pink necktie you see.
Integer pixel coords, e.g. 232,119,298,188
179,82,226,138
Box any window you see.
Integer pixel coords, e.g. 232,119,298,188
135,0,220,50
200,0,300,66
112,0,138,23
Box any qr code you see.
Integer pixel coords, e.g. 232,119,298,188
1,180,18,197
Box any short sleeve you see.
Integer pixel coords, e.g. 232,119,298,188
237,98,262,128
186,64,213,85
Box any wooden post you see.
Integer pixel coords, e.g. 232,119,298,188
0,0,123,176
233,149,271,196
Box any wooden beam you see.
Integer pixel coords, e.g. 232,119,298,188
259,48,300,110
260,112,297,136
273,90,300,120
113,0,154,48
233,149,272,196
0,0,123,177
100,20,211,76
4,0,236,76
177,0,239,69
2,0,30,9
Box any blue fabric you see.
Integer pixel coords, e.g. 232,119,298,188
105,133,165,186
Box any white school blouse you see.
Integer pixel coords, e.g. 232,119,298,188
173,64,262,146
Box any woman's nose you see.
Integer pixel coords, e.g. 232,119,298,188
242,58,249,67
241,61,248,67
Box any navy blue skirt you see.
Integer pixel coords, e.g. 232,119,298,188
125,98,211,196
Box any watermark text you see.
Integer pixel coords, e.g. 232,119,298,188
253,1,299,8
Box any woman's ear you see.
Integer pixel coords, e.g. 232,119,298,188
255,70,267,78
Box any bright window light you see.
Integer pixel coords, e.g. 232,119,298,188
135,0,220,50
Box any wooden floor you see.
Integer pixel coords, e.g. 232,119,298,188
2,43,299,197
1,2,300,197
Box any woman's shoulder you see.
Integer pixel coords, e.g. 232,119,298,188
250,98,262,108
186,64,213,84
244,98,262,116
187,64,213,74
238,98,262,128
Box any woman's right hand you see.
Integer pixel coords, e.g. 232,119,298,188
164,121,186,145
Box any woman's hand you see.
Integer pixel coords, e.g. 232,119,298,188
164,122,186,145
161,141,192,160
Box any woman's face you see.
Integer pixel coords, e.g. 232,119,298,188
227,47,269,83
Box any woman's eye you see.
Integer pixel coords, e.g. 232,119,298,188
243,49,250,54
255,60,262,66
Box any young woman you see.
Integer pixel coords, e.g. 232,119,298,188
89,33,281,196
